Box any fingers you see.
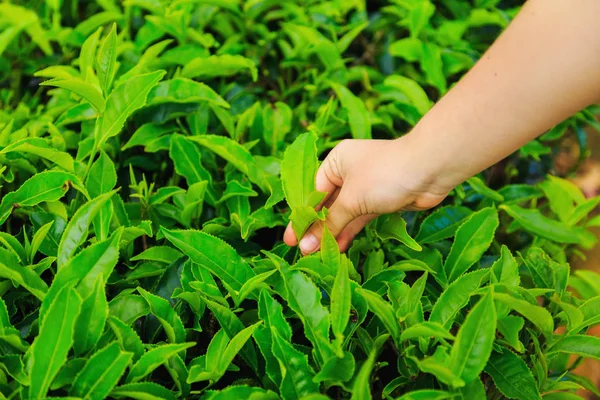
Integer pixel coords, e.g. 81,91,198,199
299,189,356,254
337,214,377,252
283,221,297,246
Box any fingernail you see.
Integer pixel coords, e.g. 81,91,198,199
300,234,319,254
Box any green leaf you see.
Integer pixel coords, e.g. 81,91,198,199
42,230,122,320
96,23,118,94
549,335,600,361
491,245,520,288
41,78,106,112
131,246,183,264
494,293,554,338
217,322,261,376
0,138,75,172
350,334,389,400
396,390,454,400
182,54,258,81
86,151,117,198
356,288,400,345
280,132,326,239
73,274,109,356
137,287,186,343
271,327,319,399
466,176,504,202
444,207,499,282
400,322,455,342
484,350,541,400
313,351,355,384
29,283,82,399
235,270,277,306
95,70,166,148
500,204,589,245
0,171,78,226
111,382,176,400
30,221,54,263
374,213,422,251
86,151,117,240
384,75,431,116
203,298,259,372
430,269,489,328
0,256,48,301
449,290,497,383
108,316,145,362
269,253,333,363
146,78,229,108
70,342,133,399
57,191,116,267
331,253,351,338
169,135,217,205
187,135,267,192
330,82,371,139
497,316,525,353
126,342,196,383
162,228,255,292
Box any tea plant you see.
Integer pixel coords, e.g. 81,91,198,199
1,1,600,399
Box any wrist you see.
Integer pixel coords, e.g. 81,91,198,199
393,125,465,196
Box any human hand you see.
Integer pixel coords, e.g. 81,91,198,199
283,135,452,254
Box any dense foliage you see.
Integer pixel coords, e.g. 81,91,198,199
2,1,600,399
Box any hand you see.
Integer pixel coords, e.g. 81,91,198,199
283,135,452,254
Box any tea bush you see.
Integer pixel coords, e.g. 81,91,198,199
1,1,600,399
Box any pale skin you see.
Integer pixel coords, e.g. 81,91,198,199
283,0,600,254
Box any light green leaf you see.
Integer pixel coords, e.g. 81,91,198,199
146,78,229,108
549,335,600,361
57,191,116,267
375,213,422,251
0,138,75,172
0,171,78,226
73,274,109,356
95,70,166,148
384,75,431,116
449,290,496,383
494,293,554,338
400,322,455,342
182,54,258,81
331,253,351,338
280,132,326,239
41,78,106,113
96,23,118,94
330,82,371,139
29,283,82,399
0,257,48,301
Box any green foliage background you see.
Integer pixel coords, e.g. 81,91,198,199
1,1,600,399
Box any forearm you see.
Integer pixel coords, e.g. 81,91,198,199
406,0,600,191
